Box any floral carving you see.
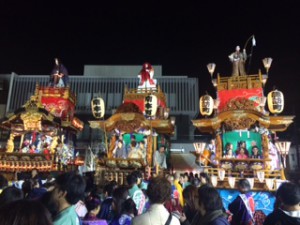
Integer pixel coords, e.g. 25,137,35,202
222,98,257,112
223,117,256,130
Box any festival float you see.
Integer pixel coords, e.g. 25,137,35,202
192,39,294,214
0,59,83,175
89,62,175,185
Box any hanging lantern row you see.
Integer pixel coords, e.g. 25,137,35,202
267,89,284,115
91,97,105,119
144,94,158,117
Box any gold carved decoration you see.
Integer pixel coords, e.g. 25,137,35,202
222,98,257,112
21,111,42,131
223,117,256,130
6,134,15,153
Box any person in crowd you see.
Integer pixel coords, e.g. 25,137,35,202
229,179,255,225
164,174,182,214
182,185,199,223
131,170,148,191
183,173,191,189
224,148,235,159
40,190,60,220
113,141,126,159
83,196,107,225
250,146,262,159
132,176,180,225
110,186,131,225
223,143,234,158
31,168,43,187
180,185,229,225
174,172,184,207
138,140,147,163
27,178,47,200
22,179,34,199
236,147,248,159
153,145,167,169
0,199,53,225
127,173,146,215
51,172,86,225
29,144,37,153
128,140,143,159
117,198,137,225
0,186,23,207
98,181,118,222
199,172,212,186
179,174,185,188
0,173,8,193
264,182,300,225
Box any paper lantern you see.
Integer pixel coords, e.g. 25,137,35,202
144,94,158,117
91,97,105,119
228,177,236,188
211,175,218,187
218,169,225,181
267,90,284,114
199,94,214,116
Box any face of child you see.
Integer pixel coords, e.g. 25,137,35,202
253,148,258,154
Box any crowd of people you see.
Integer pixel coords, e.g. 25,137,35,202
0,169,299,225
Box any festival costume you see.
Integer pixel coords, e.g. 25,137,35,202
129,184,146,215
132,203,180,225
229,193,255,225
54,205,80,225
263,209,300,225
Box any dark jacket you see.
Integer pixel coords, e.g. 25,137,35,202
263,209,300,225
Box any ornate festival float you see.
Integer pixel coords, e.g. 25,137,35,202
192,38,294,194
89,63,175,185
0,58,83,175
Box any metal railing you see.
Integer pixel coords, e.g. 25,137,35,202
7,74,199,118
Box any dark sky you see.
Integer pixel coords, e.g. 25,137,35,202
1,1,300,123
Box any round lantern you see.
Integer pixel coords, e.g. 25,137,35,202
267,90,284,114
144,94,158,117
91,97,105,119
199,94,214,116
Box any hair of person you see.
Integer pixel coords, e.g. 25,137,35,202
131,170,143,179
225,142,232,150
0,199,53,225
0,174,8,189
182,185,199,211
277,182,300,206
85,196,101,212
103,181,117,197
112,186,129,216
199,172,211,183
146,176,171,204
198,185,223,212
121,198,137,216
39,191,59,219
22,179,34,197
0,186,23,207
139,140,145,145
192,178,200,187
131,140,137,147
238,179,251,193
55,172,86,205
126,174,138,186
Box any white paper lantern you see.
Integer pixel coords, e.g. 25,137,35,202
91,97,105,119
267,90,284,114
200,94,214,116
144,94,158,117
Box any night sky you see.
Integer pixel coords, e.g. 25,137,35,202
1,1,300,126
